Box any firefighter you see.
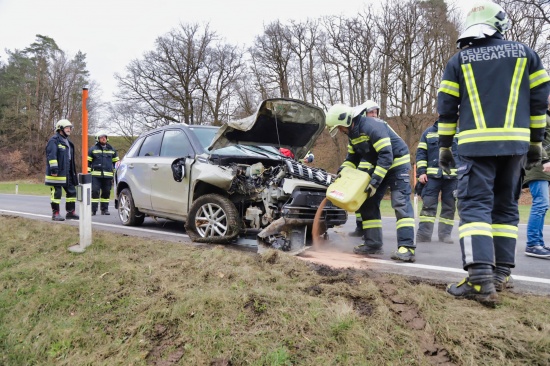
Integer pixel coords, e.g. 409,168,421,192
437,1,550,305
415,120,459,244
327,103,416,262
45,119,79,221
88,131,119,215
349,100,381,238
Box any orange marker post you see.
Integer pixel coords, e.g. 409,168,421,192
81,88,88,173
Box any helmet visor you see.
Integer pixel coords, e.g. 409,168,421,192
329,126,340,137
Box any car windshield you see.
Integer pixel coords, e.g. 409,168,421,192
190,126,282,158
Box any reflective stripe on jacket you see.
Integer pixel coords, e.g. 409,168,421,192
339,116,410,186
416,122,459,179
437,35,550,156
45,133,77,186
87,142,119,178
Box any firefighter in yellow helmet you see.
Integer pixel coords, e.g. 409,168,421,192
87,131,120,215
437,1,550,305
45,119,79,221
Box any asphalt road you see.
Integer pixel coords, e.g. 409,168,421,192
2,193,550,295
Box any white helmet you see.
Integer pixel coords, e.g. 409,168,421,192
55,119,73,131
353,100,380,118
95,130,109,142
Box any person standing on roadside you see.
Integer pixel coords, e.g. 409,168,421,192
437,1,550,305
416,119,459,244
88,131,119,215
326,102,416,263
524,96,550,259
45,119,79,221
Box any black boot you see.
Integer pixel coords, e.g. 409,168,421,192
349,221,363,237
66,210,79,220
52,211,65,221
494,264,514,292
447,264,498,306
101,210,110,215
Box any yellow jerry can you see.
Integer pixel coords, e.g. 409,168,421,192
326,167,371,212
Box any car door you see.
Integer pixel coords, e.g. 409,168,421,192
150,129,194,216
125,132,163,210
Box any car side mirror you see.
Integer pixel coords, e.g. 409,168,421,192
171,158,186,182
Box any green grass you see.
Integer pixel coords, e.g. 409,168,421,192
0,215,549,365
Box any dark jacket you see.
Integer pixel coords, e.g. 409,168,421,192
45,132,77,186
524,111,550,186
437,34,550,157
339,116,410,187
87,142,119,178
416,121,459,179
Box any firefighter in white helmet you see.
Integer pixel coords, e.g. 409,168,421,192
87,131,119,215
326,102,415,262
45,119,79,221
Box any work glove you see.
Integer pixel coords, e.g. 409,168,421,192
50,168,58,176
439,147,455,175
525,142,542,170
414,181,424,196
365,184,377,199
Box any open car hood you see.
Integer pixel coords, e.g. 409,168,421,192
208,98,325,159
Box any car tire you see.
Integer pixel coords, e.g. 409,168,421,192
118,188,145,226
185,193,240,244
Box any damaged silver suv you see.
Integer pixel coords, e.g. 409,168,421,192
114,98,347,253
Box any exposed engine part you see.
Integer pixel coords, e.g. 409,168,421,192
284,159,335,187
245,206,262,229
257,217,309,254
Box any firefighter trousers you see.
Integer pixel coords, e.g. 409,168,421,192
92,176,113,213
50,184,76,213
417,177,457,240
456,155,523,270
359,167,415,249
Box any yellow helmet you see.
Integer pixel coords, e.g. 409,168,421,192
326,104,354,136
55,119,73,131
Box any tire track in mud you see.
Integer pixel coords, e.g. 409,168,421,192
307,262,454,365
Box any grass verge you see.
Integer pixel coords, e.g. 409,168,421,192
1,215,549,365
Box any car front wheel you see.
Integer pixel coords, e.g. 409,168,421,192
118,188,145,226
185,193,240,243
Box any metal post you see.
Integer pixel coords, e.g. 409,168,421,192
15,184,18,194
69,173,92,253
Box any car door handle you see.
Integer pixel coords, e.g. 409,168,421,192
152,165,159,171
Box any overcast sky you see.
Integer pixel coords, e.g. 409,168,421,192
0,0,472,102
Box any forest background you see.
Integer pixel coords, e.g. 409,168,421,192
1,0,549,180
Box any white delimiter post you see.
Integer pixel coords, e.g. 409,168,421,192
69,173,93,253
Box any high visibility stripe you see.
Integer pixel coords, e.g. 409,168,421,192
438,122,457,136
66,198,76,203
390,154,410,169
112,157,120,162
426,132,439,139
341,161,356,169
396,218,415,229
505,58,527,129
373,166,387,179
438,80,460,97
45,176,66,184
373,137,391,152
363,219,382,229
92,198,100,203
91,171,114,177
347,145,354,154
417,161,427,168
530,69,550,89
459,222,492,239
426,167,457,176
457,127,530,145
461,63,486,129
492,224,518,239
358,161,373,170
439,217,455,225
87,157,93,161
530,115,546,129
418,142,427,150
355,213,361,219
419,216,436,223
100,198,110,202
92,150,116,154
49,160,58,166
351,136,370,144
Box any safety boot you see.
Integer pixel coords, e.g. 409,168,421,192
52,211,65,221
439,236,454,244
101,210,110,215
349,227,364,237
494,265,514,292
416,235,431,243
66,211,79,220
353,244,383,255
447,264,498,306
390,247,415,262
